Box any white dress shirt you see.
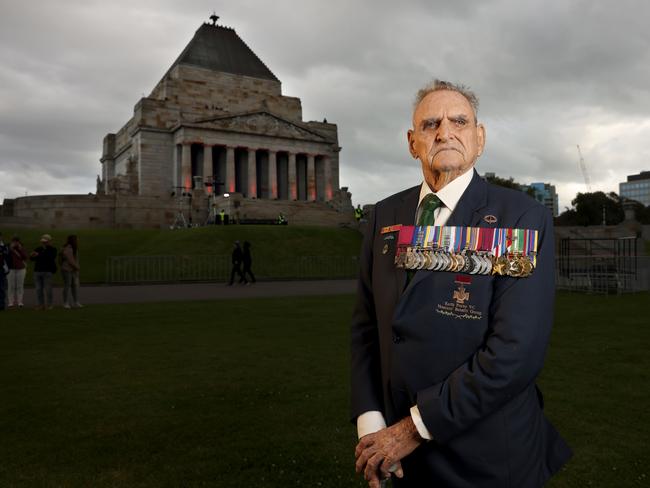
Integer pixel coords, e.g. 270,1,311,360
356,168,475,441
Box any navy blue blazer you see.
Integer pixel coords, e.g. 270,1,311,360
350,170,572,487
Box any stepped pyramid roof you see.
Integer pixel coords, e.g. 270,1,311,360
168,22,279,81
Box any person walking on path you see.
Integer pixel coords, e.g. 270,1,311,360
7,236,28,308
227,241,245,285
61,235,82,309
241,241,256,284
30,234,58,310
0,232,9,310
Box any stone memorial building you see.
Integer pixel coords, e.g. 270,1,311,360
1,17,353,228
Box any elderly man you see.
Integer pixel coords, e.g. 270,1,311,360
351,80,571,487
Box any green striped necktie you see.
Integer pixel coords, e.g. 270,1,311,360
406,193,443,284
417,193,443,226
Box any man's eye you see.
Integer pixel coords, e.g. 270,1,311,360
453,119,467,127
423,121,439,130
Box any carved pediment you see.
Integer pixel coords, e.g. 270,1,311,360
191,112,330,142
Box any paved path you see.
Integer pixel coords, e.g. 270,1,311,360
17,280,357,307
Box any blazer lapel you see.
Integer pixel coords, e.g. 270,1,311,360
394,186,420,299
445,169,488,228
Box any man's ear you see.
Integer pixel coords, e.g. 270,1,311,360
407,129,417,158
476,123,486,156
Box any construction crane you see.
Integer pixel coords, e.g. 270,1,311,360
576,145,592,192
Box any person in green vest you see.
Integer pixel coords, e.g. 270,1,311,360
355,204,364,223
219,209,226,225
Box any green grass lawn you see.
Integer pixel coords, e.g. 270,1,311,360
1,226,363,285
0,292,648,487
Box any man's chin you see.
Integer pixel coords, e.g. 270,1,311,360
429,161,467,174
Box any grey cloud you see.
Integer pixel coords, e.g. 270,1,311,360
1,0,649,210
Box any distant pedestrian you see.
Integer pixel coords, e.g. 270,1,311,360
354,204,364,223
227,241,244,285
30,234,57,310
241,241,256,284
219,209,226,225
0,232,9,310
7,236,28,308
61,235,82,309
277,213,286,225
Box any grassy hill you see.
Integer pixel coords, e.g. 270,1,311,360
1,226,363,284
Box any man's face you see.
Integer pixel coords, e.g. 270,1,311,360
407,90,485,187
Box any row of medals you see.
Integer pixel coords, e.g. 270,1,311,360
395,247,535,277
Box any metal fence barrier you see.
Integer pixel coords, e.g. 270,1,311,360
106,255,360,284
106,254,650,293
555,256,650,294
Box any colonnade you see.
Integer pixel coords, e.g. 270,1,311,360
177,143,333,201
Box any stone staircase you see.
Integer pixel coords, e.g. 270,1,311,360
199,194,356,227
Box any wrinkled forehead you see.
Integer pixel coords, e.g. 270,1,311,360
412,90,477,124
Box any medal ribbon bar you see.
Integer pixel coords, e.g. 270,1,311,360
394,225,538,277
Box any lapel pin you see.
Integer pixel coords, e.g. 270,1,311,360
382,243,389,254
483,214,497,224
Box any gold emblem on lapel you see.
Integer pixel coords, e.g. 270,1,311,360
382,243,389,255
483,214,497,224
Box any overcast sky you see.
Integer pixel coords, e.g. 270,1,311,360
1,0,649,210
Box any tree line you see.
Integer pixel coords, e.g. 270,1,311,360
484,175,650,226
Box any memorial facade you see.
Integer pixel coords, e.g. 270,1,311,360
1,18,353,229
99,20,349,217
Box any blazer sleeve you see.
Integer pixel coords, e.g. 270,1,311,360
416,204,556,443
350,206,384,422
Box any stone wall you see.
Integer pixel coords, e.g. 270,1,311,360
2,194,177,229
0,192,356,230
149,65,302,122
136,130,175,196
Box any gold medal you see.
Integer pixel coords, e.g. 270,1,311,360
382,243,389,255
492,255,508,276
455,254,464,272
422,249,432,269
507,255,523,277
520,256,533,277
448,253,457,272
405,247,416,269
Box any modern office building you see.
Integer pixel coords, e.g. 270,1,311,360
619,171,650,206
524,182,559,217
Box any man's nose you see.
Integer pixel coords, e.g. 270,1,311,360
435,119,452,142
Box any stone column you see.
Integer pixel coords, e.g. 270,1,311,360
226,146,235,193
181,143,192,191
288,152,297,200
102,160,114,194
203,144,213,193
268,150,278,199
247,148,257,198
307,153,316,201
323,156,333,201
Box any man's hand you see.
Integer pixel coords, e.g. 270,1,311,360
355,416,424,487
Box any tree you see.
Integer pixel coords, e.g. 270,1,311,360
484,175,536,197
556,191,624,226
628,200,650,224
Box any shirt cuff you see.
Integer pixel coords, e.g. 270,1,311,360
356,411,387,439
410,405,433,441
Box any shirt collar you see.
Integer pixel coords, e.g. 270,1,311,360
418,168,474,212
